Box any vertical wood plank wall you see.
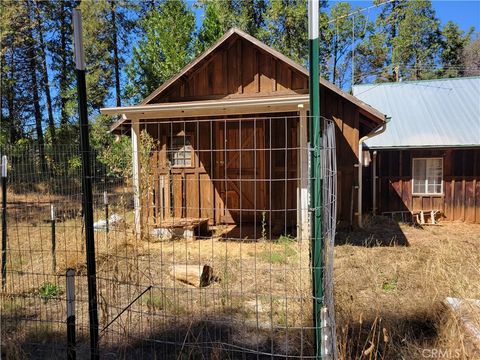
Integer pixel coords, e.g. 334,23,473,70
139,113,299,232
150,36,309,103
370,148,480,223
140,33,381,227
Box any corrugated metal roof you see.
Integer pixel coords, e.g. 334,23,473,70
352,77,480,149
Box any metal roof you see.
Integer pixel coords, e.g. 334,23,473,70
352,77,480,149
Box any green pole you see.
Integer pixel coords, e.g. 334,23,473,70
308,1,323,358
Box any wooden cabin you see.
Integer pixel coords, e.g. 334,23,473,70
353,77,480,224
101,28,385,238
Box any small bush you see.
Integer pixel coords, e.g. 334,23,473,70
39,282,62,300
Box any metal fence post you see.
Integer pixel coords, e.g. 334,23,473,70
73,9,99,359
104,191,109,235
1,155,7,291
66,268,76,360
308,1,323,358
51,205,56,273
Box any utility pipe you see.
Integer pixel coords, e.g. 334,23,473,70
357,117,389,228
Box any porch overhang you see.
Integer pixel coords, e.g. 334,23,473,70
101,95,310,133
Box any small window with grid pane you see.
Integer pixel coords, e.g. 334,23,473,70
169,135,193,167
412,158,443,195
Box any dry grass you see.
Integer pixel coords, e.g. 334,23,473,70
334,217,480,359
1,201,480,358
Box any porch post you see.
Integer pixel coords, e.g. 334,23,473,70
298,107,310,241
131,118,142,237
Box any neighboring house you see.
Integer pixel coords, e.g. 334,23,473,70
101,28,386,238
353,77,480,224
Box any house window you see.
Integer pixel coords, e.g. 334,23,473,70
412,158,443,195
169,135,193,167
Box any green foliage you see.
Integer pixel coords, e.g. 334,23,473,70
382,276,398,292
195,0,266,54
260,0,329,72
39,283,62,300
260,245,296,264
91,115,132,178
127,0,195,99
261,211,267,240
440,21,473,78
329,2,370,87
78,0,113,111
276,234,295,244
391,0,441,80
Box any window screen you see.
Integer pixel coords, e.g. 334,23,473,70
412,158,443,195
169,136,193,167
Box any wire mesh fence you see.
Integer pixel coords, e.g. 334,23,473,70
0,115,337,359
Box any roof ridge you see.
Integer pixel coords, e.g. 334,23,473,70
353,76,480,87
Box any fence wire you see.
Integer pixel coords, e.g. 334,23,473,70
0,115,337,359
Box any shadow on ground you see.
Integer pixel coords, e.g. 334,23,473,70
335,216,410,247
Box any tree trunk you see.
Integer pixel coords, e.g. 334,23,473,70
332,37,338,85
60,1,68,125
110,0,121,107
27,4,47,173
35,2,56,143
7,49,16,144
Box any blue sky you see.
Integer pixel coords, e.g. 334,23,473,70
330,0,480,32
192,1,480,32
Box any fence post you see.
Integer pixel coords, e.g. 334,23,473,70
51,205,56,273
308,1,323,359
104,191,109,235
73,9,99,359
66,268,76,360
1,155,7,291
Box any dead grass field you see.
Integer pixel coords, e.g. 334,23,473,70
335,217,480,359
1,205,479,359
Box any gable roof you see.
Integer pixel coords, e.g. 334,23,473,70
353,77,480,149
140,28,384,121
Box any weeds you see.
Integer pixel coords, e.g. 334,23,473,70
39,282,62,300
382,277,398,292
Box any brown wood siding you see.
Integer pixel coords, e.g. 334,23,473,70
151,36,308,103
139,37,372,227
140,113,299,233
320,86,362,226
368,148,480,223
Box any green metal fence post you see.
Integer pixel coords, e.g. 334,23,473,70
308,1,323,358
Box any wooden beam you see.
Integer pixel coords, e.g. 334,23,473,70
297,108,309,241
131,119,143,237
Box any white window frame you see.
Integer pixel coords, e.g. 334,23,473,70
412,157,444,196
168,134,194,168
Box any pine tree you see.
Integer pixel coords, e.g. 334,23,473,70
127,0,195,99
34,1,56,145
195,0,266,54
25,0,47,171
391,0,441,80
462,33,480,76
260,0,330,74
440,21,473,77
49,0,76,128
78,0,113,111
329,2,370,88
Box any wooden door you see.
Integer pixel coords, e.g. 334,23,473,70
216,120,265,224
